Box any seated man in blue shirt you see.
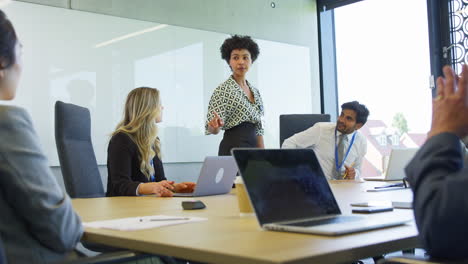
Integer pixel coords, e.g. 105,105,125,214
282,101,369,180
405,65,468,260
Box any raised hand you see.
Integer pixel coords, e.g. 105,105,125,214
207,112,224,134
429,65,468,139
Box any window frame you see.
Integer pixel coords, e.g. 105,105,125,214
317,0,365,11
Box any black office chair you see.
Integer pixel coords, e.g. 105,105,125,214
279,114,331,146
0,237,6,264
54,101,172,263
54,101,105,198
54,101,126,253
0,235,139,264
379,256,468,264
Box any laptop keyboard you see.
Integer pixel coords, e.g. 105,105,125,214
285,216,362,227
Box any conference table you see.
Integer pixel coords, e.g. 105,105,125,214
72,181,419,264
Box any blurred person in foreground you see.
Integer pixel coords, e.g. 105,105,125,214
0,9,82,263
405,64,468,260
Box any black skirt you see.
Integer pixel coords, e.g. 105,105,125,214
218,122,257,156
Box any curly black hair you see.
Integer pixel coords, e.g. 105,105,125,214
220,35,260,64
0,10,17,70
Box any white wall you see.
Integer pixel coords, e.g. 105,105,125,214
70,0,318,47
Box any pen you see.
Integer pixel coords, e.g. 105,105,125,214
374,183,405,189
343,162,355,179
139,217,190,222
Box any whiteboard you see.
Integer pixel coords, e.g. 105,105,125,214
4,2,313,165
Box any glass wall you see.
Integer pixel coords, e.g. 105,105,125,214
6,2,314,165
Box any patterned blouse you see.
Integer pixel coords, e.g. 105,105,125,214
205,75,264,136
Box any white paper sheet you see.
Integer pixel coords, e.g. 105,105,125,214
83,215,207,231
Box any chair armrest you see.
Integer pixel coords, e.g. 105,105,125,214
380,256,468,264
58,251,150,264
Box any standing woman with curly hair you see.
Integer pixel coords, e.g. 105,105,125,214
205,35,265,155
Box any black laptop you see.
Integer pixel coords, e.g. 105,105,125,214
231,148,411,236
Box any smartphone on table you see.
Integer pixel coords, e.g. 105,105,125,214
350,201,412,209
352,206,394,214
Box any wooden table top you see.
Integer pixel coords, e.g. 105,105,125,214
72,181,418,264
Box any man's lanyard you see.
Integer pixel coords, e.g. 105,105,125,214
334,129,356,172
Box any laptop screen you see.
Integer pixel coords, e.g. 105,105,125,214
385,148,419,180
232,149,341,225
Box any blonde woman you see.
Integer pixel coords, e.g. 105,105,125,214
107,87,195,196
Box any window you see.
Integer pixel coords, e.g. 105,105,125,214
391,134,400,146
448,0,468,73
333,0,431,177
377,134,387,146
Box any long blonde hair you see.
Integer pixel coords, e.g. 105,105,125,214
113,87,162,179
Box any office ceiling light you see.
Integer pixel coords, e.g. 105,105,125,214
95,24,168,48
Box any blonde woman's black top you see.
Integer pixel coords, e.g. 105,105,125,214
106,132,166,196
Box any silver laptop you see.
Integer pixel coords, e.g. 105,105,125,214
231,148,411,236
364,148,418,181
173,156,238,197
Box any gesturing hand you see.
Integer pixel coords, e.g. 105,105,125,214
207,112,224,134
429,65,468,139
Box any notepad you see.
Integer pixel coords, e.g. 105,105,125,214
83,215,207,231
